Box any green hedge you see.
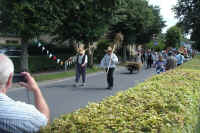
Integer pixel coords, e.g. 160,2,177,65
10,55,70,73
40,67,200,132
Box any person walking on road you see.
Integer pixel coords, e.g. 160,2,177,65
74,46,88,87
0,54,50,133
147,50,153,69
100,46,118,90
166,51,177,70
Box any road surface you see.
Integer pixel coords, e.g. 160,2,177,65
8,67,156,120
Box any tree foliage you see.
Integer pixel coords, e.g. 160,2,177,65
0,0,50,40
47,0,121,45
173,0,200,50
107,0,165,45
0,0,51,71
165,26,182,48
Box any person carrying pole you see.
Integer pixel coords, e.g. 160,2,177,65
100,46,118,90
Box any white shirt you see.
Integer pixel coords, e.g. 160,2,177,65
100,53,118,68
0,93,48,133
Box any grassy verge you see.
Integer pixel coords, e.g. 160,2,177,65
180,55,200,71
33,66,102,82
180,55,200,132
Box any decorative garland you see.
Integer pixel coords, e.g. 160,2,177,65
35,40,77,67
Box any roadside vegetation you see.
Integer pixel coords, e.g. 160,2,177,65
40,56,200,133
33,66,101,82
180,55,200,71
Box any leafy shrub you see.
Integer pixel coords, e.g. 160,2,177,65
40,68,200,133
10,55,68,73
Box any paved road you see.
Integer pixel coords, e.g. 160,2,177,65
8,67,156,120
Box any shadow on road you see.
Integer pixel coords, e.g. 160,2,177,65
120,72,138,75
47,84,73,88
71,87,107,91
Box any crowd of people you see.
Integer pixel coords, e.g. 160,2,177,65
137,49,189,74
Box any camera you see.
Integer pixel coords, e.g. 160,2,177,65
13,73,27,83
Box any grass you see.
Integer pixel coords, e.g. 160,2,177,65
33,66,102,82
180,55,200,71
179,55,200,132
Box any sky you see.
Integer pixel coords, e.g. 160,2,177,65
148,0,178,33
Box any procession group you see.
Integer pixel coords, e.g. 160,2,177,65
73,45,192,90
137,49,187,74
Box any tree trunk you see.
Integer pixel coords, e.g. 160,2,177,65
20,39,29,72
88,42,94,68
122,45,127,62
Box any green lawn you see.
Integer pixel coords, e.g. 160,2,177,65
180,55,200,132
33,66,102,82
180,55,200,71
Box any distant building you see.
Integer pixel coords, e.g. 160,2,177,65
0,34,21,45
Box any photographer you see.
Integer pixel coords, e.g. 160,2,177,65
0,54,50,133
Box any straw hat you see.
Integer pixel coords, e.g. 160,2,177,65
105,46,113,52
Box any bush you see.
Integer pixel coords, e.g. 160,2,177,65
10,55,69,73
40,68,200,133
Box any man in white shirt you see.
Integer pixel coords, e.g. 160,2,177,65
74,47,88,87
176,51,184,66
100,46,118,90
0,54,50,133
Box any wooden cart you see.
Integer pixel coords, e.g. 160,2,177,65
125,62,142,74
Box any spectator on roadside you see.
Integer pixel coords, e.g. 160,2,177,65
141,50,146,65
176,51,184,66
0,54,50,133
136,51,142,64
166,51,177,70
146,50,153,69
155,55,166,74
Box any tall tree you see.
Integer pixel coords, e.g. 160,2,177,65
0,0,51,71
47,0,122,67
165,26,182,48
173,0,200,50
107,0,165,61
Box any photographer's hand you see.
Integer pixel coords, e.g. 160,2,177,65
18,72,39,92
19,72,50,121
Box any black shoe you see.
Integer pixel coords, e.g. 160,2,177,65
106,86,113,90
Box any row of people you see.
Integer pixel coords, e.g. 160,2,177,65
154,51,185,74
138,50,185,69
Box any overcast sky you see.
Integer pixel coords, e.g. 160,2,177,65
148,0,178,33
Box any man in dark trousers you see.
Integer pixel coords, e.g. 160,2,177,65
74,47,88,87
147,49,153,69
100,46,118,90
166,51,177,70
